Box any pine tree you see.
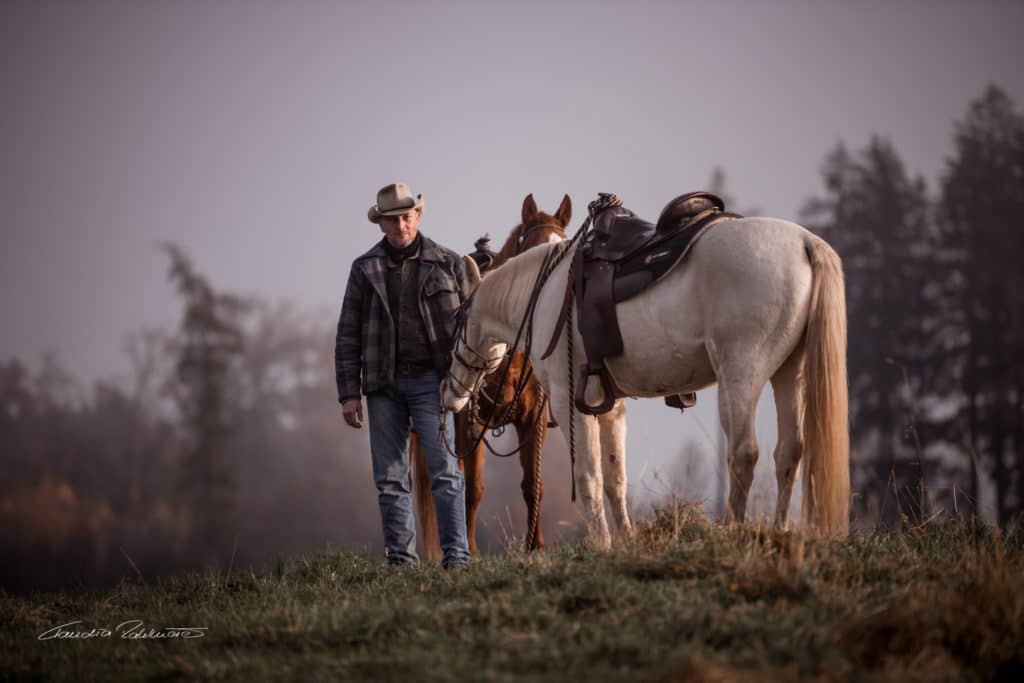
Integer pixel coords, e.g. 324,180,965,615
802,138,934,522
939,85,1024,523
161,243,250,563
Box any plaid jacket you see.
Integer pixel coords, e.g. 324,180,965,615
335,234,467,402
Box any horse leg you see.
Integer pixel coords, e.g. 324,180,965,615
715,372,763,524
771,348,805,529
455,411,485,557
550,391,610,549
515,398,547,551
576,413,610,549
597,399,632,540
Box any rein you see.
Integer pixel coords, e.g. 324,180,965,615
440,195,620,503
439,240,570,460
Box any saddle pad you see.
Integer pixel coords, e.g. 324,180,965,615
612,212,741,302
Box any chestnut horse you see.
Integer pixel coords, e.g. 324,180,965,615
410,194,571,559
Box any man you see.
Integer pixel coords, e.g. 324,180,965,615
335,182,471,569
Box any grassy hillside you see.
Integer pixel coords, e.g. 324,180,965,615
3,503,1023,682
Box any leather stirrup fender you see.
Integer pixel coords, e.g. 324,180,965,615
540,245,583,361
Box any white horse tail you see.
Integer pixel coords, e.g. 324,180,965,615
801,236,851,535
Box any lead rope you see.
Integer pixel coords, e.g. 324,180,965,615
567,298,577,502
524,386,547,550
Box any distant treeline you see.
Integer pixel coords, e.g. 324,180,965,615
802,85,1024,525
0,247,384,592
1,245,576,593
1,84,1021,592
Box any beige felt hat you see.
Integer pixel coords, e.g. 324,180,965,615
367,183,425,223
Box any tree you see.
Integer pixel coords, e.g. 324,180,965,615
802,137,934,522
161,243,250,563
939,85,1024,523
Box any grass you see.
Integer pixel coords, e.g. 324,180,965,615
3,502,1023,682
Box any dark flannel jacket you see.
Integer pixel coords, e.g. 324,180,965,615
335,234,467,402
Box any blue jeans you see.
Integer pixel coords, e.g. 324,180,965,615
366,371,471,568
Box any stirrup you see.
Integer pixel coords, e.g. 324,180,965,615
575,365,618,415
664,392,698,412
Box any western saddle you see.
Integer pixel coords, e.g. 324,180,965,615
543,191,741,415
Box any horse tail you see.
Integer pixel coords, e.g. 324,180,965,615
801,236,850,535
410,432,442,562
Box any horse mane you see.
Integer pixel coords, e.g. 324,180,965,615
476,239,566,333
491,223,528,268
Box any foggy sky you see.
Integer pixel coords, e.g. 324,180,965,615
3,0,1022,511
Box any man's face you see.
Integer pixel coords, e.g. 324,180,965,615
379,209,421,248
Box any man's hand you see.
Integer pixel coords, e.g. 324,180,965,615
342,398,363,429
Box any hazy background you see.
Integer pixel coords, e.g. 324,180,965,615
2,0,1022,590
5,1,1023,386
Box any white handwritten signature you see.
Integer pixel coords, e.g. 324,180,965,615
38,620,207,640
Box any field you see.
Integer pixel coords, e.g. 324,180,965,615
3,503,1023,682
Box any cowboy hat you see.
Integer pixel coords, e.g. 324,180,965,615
367,183,425,223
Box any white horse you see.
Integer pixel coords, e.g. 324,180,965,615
442,216,850,548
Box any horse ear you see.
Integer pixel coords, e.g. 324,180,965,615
521,193,539,225
554,194,572,226
463,255,482,289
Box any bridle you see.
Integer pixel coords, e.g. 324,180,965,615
440,232,576,460
444,291,504,398
439,220,568,456
441,194,624,502
511,222,567,258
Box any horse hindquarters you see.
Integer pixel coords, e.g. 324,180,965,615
689,219,815,524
